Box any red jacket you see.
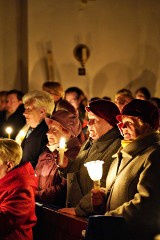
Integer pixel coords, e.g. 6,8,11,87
35,137,81,206
0,162,38,240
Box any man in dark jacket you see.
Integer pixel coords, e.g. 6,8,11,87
20,90,54,168
58,99,122,217
0,89,26,139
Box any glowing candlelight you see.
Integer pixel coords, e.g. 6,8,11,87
6,127,13,139
19,130,25,141
84,160,104,190
57,137,67,165
59,137,65,149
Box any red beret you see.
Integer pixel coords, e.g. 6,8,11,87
116,99,159,130
85,99,120,127
45,110,82,137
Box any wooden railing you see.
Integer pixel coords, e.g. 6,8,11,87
33,203,88,240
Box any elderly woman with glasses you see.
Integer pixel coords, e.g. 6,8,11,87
35,109,82,206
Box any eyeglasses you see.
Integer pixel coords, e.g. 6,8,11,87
24,107,37,113
87,119,99,125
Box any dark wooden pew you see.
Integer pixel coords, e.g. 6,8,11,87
34,203,88,240
34,203,131,240
84,215,131,240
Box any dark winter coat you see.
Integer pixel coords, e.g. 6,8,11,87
35,137,81,206
21,120,48,168
60,127,122,217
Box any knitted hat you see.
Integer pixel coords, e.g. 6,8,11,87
85,99,120,126
116,99,159,130
45,110,82,137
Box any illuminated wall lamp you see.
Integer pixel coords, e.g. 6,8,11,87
73,44,90,75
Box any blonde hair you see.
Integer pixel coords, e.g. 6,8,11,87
0,138,22,166
23,90,55,116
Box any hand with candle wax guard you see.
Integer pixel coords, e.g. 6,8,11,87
91,187,106,214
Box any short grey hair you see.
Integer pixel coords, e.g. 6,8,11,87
23,90,55,116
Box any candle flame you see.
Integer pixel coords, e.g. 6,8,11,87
59,137,66,149
6,126,13,139
6,127,12,134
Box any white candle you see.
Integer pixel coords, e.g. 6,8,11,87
58,137,66,165
59,137,65,149
6,127,13,139
19,130,25,141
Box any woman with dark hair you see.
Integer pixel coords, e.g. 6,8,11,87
135,86,151,100
65,87,88,137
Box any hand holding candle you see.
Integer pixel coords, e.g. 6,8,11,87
57,137,67,166
84,160,104,190
6,127,13,139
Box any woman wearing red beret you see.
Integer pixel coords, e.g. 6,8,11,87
92,99,160,240
35,110,82,206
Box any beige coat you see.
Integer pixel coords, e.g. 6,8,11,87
105,132,160,240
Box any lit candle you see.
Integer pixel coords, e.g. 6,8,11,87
59,137,65,149
84,160,104,190
6,127,13,139
57,137,67,165
19,130,25,141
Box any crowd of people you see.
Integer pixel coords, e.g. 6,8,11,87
0,83,160,240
